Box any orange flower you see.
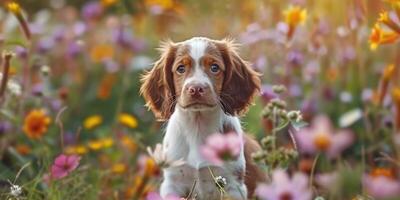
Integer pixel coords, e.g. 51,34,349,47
369,24,399,50
378,11,400,34
377,64,396,105
23,109,51,139
16,144,31,155
97,74,116,100
121,135,137,152
101,0,117,7
90,44,114,62
370,167,396,179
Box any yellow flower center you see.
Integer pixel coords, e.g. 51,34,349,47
283,6,307,27
7,2,21,14
314,133,331,151
370,168,395,179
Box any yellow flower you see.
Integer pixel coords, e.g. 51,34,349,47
144,157,159,177
144,0,174,10
283,5,307,27
90,44,114,62
65,145,88,155
383,64,396,81
23,109,51,139
378,11,400,34
118,113,138,128
7,2,21,14
101,0,118,7
87,140,104,151
369,24,399,50
378,11,390,24
121,135,137,152
100,137,114,148
392,87,400,104
83,115,102,130
112,163,127,174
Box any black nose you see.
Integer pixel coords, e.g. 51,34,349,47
187,84,208,97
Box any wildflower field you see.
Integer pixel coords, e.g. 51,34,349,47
1,0,400,199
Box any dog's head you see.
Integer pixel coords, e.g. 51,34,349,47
140,37,261,120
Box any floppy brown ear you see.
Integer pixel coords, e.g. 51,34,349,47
215,39,262,116
140,41,177,120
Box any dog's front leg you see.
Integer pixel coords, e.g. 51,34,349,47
160,166,196,198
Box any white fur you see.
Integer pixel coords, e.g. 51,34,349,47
160,38,247,199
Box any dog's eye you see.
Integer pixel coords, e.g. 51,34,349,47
210,64,220,74
176,65,186,74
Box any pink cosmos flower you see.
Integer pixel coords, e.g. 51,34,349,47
295,115,354,158
200,132,242,165
256,169,312,200
363,173,400,199
146,192,180,200
315,172,338,189
50,154,81,179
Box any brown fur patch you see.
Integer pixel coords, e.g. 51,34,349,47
139,41,178,120
212,39,262,116
244,134,266,198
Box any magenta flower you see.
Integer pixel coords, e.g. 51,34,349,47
295,115,354,158
363,173,400,199
256,169,312,200
146,192,180,200
200,132,242,165
50,154,81,179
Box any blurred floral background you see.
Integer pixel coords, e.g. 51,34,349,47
0,0,400,199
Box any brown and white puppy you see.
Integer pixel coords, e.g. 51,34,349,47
140,37,265,199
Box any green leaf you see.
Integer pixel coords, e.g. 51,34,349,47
291,120,308,131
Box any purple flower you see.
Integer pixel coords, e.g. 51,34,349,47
287,50,304,66
0,122,12,135
112,28,134,48
52,26,65,42
260,84,278,104
256,169,312,200
295,115,354,158
36,37,55,54
146,192,180,200
200,132,242,165
103,59,119,73
31,83,44,96
15,46,27,58
73,22,87,36
82,1,103,21
363,173,400,199
50,154,80,179
67,42,82,58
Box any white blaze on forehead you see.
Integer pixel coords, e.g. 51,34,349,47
183,37,213,90
186,37,208,62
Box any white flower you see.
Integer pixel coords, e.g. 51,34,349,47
0,73,21,96
147,143,185,168
10,184,22,197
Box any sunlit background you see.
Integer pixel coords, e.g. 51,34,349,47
1,0,400,199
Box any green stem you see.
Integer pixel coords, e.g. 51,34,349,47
309,153,320,189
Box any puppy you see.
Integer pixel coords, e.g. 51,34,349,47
140,37,265,199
